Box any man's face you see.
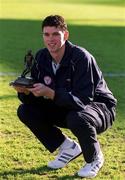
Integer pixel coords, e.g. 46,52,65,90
42,26,69,53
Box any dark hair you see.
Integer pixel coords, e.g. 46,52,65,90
42,15,67,31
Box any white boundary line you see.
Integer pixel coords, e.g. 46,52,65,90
104,73,125,77
0,72,19,76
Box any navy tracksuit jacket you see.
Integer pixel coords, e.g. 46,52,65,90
17,41,117,162
18,41,116,109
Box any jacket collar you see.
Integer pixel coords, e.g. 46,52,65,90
60,40,74,67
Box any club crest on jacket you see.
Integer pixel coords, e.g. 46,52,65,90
44,76,52,85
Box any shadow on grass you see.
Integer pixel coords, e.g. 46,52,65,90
0,19,125,73
0,165,81,179
0,95,16,100
0,166,49,178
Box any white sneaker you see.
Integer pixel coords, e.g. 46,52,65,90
47,138,82,169
78,151,104,178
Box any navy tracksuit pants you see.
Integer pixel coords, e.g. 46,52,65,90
17,102,115,163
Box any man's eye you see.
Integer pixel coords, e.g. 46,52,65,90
43,32,60,37
43,33,49,36
53,32,60,36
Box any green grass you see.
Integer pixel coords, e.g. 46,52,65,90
0,76,125,180
0,0,125,179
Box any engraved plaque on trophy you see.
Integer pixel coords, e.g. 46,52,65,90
10,50,35,88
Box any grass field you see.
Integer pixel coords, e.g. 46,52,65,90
0,0,125,179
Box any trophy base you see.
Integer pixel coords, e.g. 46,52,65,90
10,76,35,88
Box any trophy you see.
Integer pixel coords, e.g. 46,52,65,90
10,50,35,88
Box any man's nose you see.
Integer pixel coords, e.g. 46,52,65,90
49,35,54,39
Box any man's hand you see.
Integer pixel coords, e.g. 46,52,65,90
13,86,30,95
28,83,55,100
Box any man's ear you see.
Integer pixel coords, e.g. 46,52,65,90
64,30,69,40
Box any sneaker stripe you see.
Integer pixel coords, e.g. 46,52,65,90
62,152,74,158
58,158,67,163
91,167,98,173
60,155,71,160
96,163,100,168
57,153,75,163
71,142,76,149
91,163,101,173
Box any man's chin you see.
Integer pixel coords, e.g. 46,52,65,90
48,49,57,53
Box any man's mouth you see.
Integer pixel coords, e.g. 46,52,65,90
48,43,56,48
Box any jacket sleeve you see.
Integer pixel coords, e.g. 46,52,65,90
54,53,96,110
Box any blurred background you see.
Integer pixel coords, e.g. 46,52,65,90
0,1,125,179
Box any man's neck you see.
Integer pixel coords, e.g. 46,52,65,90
50,45,65,64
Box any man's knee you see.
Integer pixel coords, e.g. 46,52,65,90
66,111,95,132
66,111,76,128
66,111,84,130
17,104,29,123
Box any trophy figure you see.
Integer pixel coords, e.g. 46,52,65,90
10,50,35,88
